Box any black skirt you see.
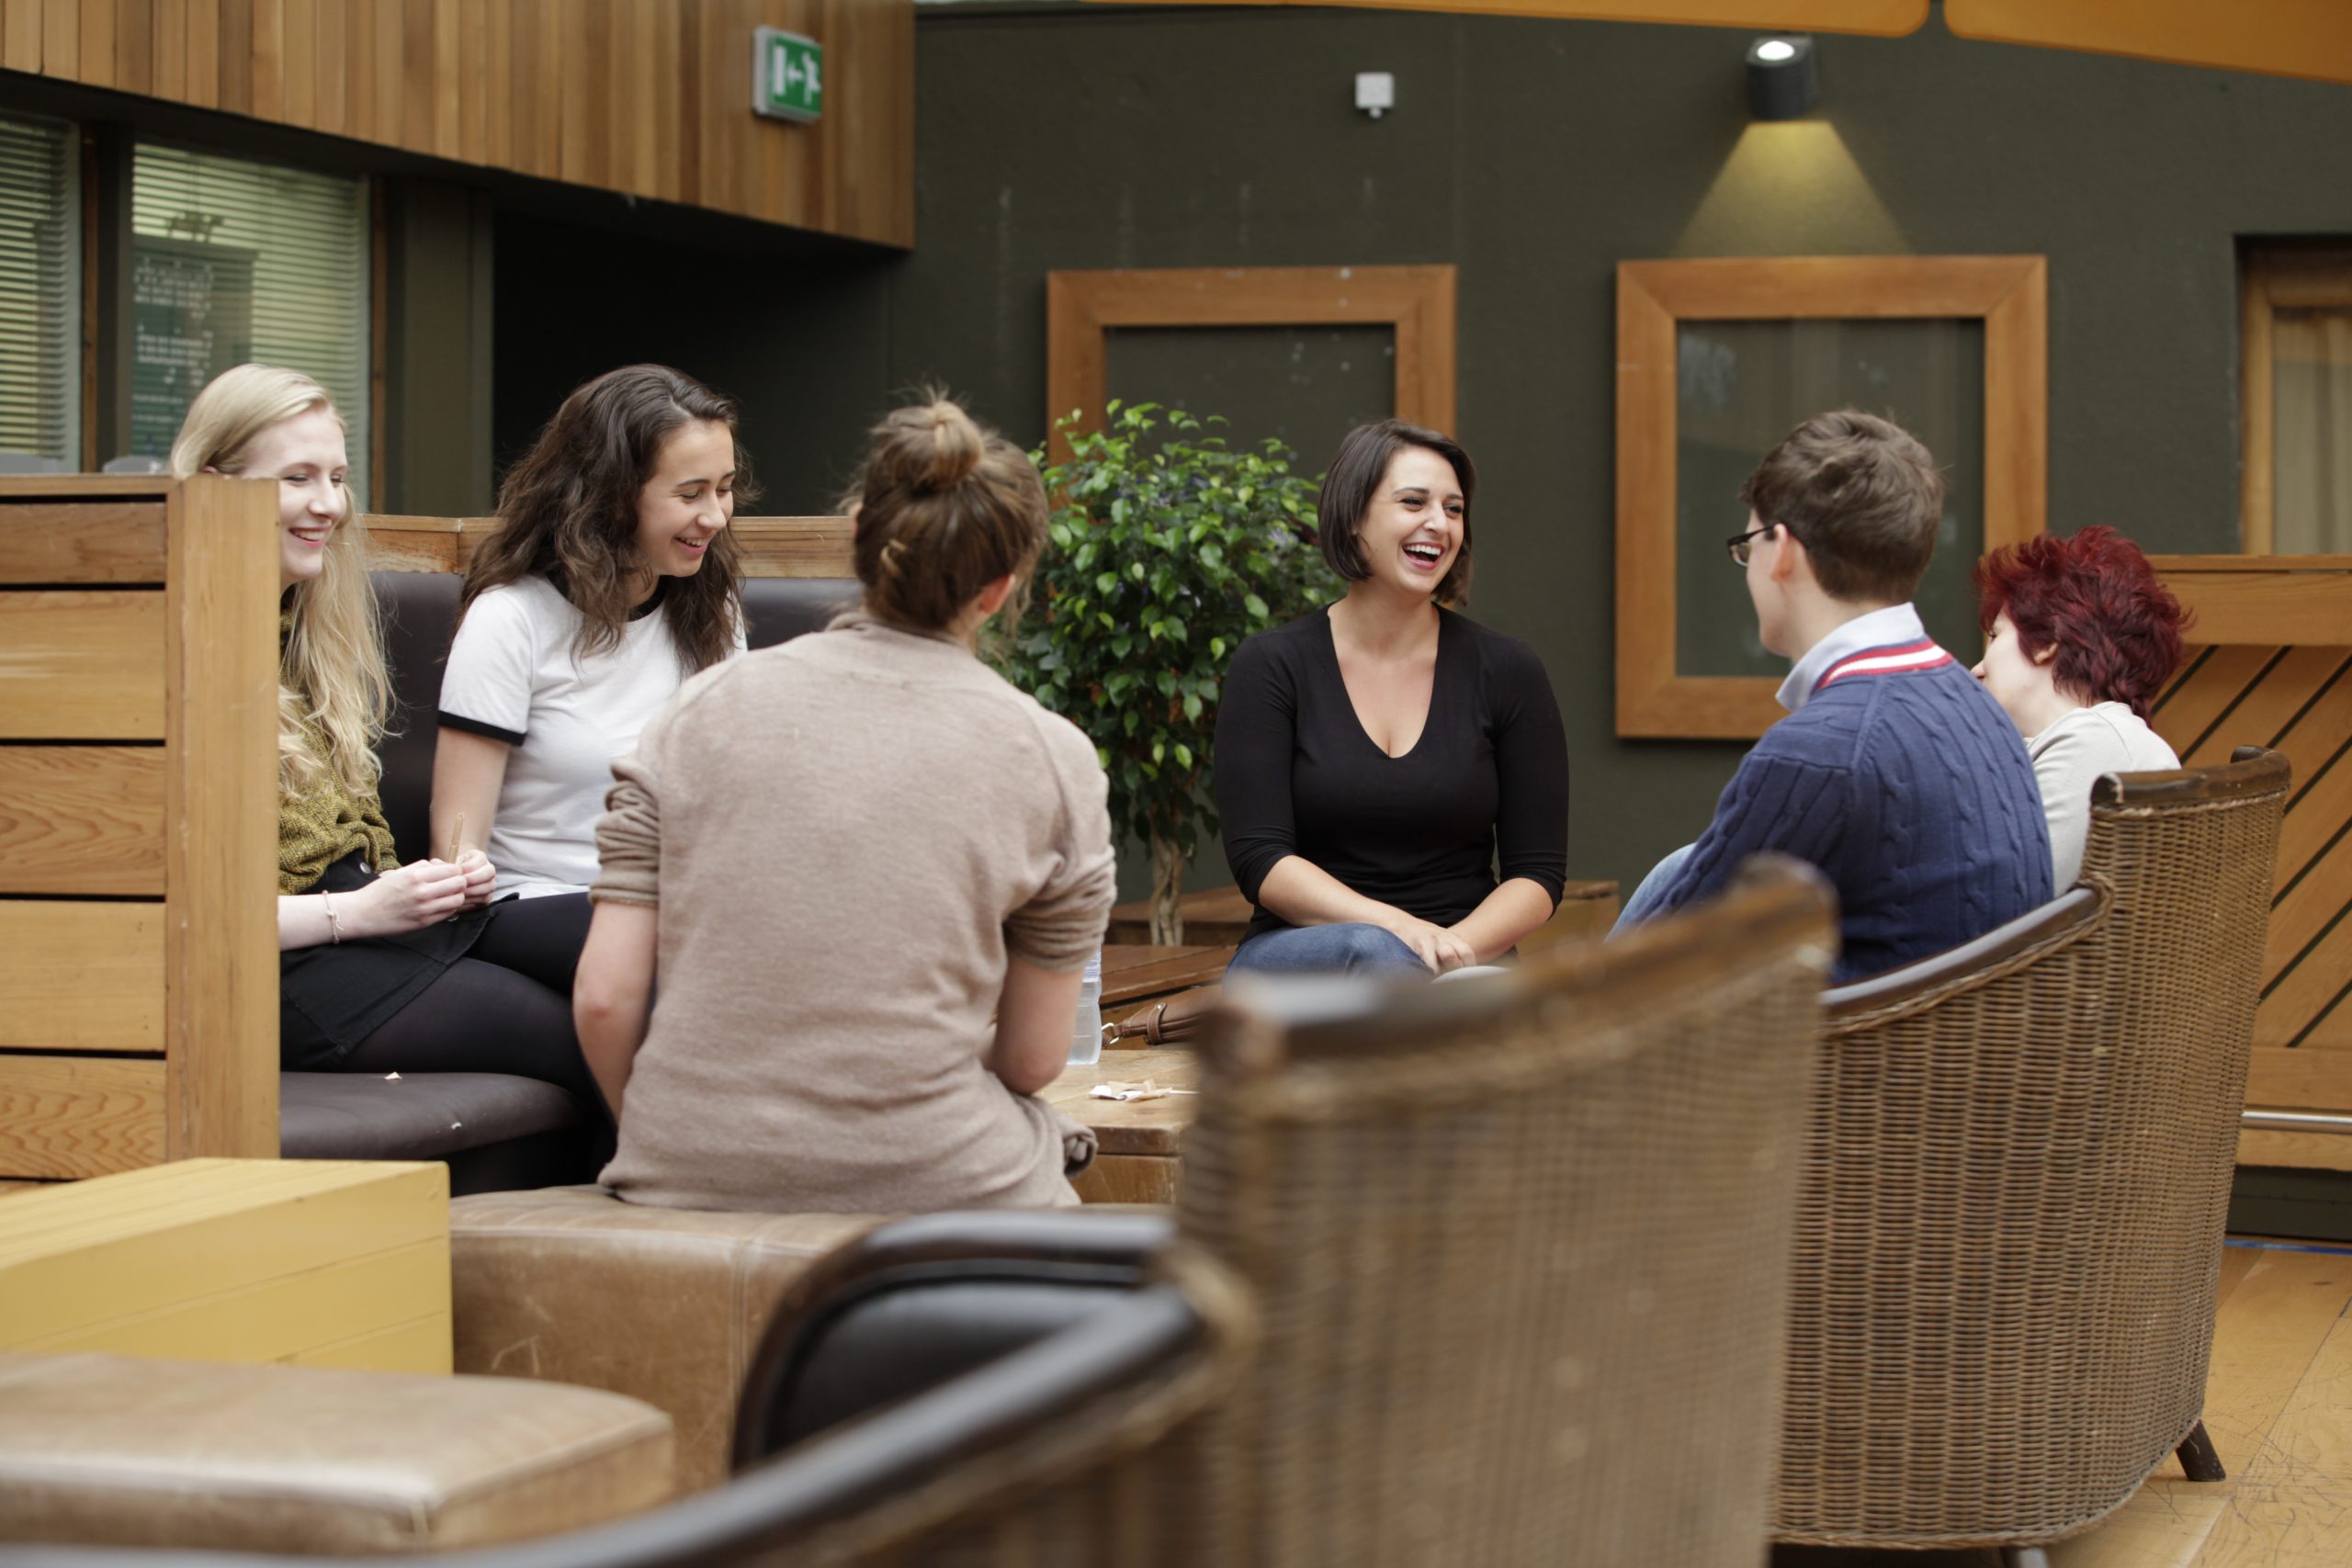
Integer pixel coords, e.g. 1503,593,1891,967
280,851,494,1066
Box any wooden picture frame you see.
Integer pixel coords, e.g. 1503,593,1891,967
1044,265,1457,462
2240,244,2352,556
1615,255,2047,739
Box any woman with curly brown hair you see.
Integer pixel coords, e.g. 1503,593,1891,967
1972,525,2189,888
432,365,752,899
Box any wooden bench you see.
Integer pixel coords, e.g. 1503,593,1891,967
0,490,862,1187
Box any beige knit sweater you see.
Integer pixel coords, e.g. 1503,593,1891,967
593,614,1117,1213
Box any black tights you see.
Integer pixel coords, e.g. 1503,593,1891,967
337,894,606,1115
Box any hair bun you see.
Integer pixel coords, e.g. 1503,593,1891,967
873,397,984,492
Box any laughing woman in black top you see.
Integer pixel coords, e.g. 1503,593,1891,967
1214,419,1568,978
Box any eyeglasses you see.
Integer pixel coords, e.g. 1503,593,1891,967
1726,522,1779,566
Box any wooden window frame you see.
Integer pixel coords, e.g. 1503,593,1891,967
1615,255,2048,739
1043,265,1456,462
2240,243,2352,555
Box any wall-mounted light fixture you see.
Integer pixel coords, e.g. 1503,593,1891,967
1356,72,1395,120
1747,36,1817,120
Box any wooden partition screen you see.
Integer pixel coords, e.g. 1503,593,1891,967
0,475,279,1179
2149,556,2352,1170
360,514,855,576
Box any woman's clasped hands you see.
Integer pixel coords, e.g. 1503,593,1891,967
346,851,498,937
1376,911,1480,975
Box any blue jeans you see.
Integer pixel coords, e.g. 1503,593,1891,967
1611,843,1695,935
1227,921,1433,979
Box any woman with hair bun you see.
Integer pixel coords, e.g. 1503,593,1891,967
172,364,599,1108
433,364,751,900
576,392,1116,1214
1972,525,2188,888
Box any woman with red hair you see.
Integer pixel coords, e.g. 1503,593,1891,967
1971,526,2188,887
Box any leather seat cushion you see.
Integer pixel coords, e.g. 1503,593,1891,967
280,1072,585,1160
0,1350,673,1553
449,1186,883,1493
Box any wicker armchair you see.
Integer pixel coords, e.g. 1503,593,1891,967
1774,747,2292,1567
1171,856,1838,1568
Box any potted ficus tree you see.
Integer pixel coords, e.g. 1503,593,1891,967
1001,402,1336,945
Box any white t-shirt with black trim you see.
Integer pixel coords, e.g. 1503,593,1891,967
438,576,742,897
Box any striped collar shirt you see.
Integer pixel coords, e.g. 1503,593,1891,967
1777,603,1951,713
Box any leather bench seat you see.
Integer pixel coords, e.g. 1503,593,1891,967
0,1350,673,1553
279,1073,602,1197
450,1185,884,1491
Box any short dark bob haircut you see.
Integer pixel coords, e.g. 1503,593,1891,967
1973,525,2191,720
1317,418,1476,607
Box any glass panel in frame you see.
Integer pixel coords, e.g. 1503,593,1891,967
1674,318,1984,680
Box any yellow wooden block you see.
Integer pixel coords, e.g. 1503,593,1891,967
0,1158,450,1373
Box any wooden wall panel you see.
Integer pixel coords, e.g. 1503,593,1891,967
0,590,166,739
0,747,169,896
10,0,913,248
0,1056,167,1179
0,902,165,1051
0,502,167,582
2151,558,2352,1171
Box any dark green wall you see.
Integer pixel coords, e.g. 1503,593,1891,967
494,6,2352,900
878,5,2352,898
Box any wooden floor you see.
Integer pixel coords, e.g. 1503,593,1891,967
1778,1237,2352,1567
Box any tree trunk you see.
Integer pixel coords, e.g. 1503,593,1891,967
1149,835,1186,946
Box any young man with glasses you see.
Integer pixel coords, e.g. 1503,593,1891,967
1620,410,2050,981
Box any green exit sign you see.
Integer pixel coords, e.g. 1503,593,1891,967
753,28,823,124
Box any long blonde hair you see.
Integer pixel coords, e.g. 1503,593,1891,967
170,364,389,797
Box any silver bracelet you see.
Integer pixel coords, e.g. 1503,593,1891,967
322,888,342,945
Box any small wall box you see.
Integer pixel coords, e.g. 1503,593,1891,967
754,27,824,124
0,1159,452,1374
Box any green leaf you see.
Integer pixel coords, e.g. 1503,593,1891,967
1244,592,1270,622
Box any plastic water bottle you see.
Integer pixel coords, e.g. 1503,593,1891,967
1069,949,1104,1066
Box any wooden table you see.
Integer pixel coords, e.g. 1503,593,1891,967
1099,944,1232,1010
1046,1050,1200,1204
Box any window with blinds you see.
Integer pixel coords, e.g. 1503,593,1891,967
130,142,369,498
0,116,80,472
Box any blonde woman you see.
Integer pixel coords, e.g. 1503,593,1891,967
576,393,1115,1213
172,365,601,1107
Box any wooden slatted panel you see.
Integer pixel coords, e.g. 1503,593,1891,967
0,902,165,1051
0,0,917,243
0,591,166,739
0,503,167,584
2151,644,2286,761
362,514,855,576
0,1056,166,1179
2154,559,2352,1150
2181,648,2352,768
0,748,167,896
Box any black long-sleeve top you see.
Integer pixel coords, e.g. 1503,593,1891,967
1214,606,1570,945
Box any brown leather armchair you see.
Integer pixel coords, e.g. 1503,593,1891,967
1773,748,2291,1567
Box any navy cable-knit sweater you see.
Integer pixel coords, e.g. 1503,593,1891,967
1645,649,2052,982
